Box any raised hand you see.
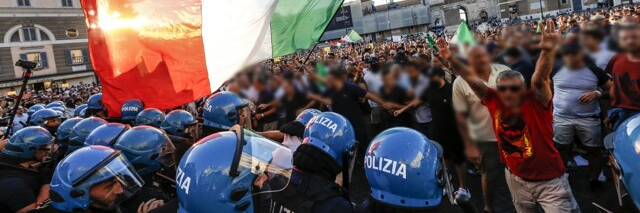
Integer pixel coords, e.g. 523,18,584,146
435,38,452,60
538,19,561,52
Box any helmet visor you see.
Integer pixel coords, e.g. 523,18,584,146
236,105,253,130
74,153,144,209
230,126,292,199
158,136,176,168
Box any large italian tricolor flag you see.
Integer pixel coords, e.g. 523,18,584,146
80,0,344,116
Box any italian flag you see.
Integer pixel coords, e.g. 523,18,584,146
81,0,344,116
341,29,363,43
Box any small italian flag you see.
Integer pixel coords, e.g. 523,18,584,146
342,29,363,43
81,0,344,116
450,21,476,45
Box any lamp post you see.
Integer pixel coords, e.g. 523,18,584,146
539,0,545,19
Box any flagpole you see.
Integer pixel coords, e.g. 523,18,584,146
297,0,347,73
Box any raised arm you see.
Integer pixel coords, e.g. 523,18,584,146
531,20,560,108
434,38,489,99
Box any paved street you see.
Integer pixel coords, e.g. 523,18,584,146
351,160,616,213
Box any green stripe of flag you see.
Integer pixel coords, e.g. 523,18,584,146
270,0,344,57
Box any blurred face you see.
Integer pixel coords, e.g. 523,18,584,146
496,77,526,108
16,109,22,115
382,73,396,89
620,28,640,54
467,47,491,74
580,35,599,49
90,178,124,210
406,66,420,78
562,52,585,69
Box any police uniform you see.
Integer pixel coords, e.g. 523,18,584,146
267,170,352,213
118,174,176,213
0,160,43,212
355,198,439,213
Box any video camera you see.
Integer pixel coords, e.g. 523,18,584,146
15,60,38,70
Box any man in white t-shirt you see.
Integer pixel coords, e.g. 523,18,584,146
363,61,384,133
12,107,28,133
452,47,510,213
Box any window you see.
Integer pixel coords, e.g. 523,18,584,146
61,0,73,7
16,0,31,6
66,49,90,65
10,32,20,42
19,52,48,70
22,27,37,42
561,0,568,4
531,1,545,9
66,29,78,38
459,8,468,22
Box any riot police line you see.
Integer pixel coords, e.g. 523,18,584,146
0,91,638,213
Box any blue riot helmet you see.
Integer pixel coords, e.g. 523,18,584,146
302,112,357,168
57,118,82,143
49,146,144,212
278,109,322,141
84,123,130,147
365,127,445,209
135,108,165,127
29,108,61,127
50,106,66,119
114,126,175,176
46,101,65,109
121,99,144,121
79,108,87,118
1,126,54,160
28,104,45,117
160,109,197,137
611,114,640,209
202,92,253,131
86,93,107,117
68,117,108,153
295,109,321,125
74,104,87,117
87,93,103,110
177,125,293,213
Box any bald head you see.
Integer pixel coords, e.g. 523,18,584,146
467,46,491,75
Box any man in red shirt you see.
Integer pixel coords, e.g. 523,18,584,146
435,20,579,213
605,24,640,130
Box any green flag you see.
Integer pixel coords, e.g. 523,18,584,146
315,61,327,88
427,34,436,48
342,29,363,43
450,21,476,45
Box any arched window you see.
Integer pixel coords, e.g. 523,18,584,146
4,25,55,43
480,10,489,21
459,7,468,22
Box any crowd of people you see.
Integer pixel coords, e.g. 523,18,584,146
0,4,639,213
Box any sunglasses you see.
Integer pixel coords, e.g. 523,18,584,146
497,85,522,92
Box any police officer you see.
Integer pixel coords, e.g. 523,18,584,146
114,126,177,213
121,99,144,125
356,127,446,213
202,92,254,137
52,118,82,164
268,112,356,213
160,109,199,160
259,108,321,152
36,145,145,213
45,101,64,109
84,123,130,147
86,93,107,118
67,117,107,154
172,125,293,213
73,104,87,118
0,127,55,213
29,109,62,135
48,106,67,121
136,108,165,128
27,104,45,118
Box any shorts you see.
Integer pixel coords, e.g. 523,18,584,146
477,142,503,180
552,116,602,147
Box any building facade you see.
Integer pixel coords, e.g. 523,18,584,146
430,0,500,30
0,0,96,95
320,0,431,42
